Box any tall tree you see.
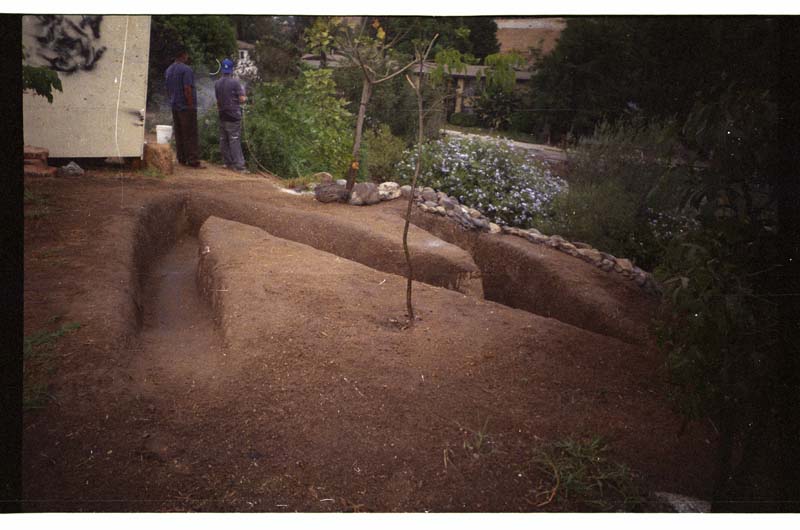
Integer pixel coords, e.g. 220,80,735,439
307,17,420,195
529,16,780,139
402,35,439,327
381,16,498,61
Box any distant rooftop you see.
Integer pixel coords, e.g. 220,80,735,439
495,18,567,30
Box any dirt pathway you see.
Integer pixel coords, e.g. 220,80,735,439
133,234,227,388
442,128,568,164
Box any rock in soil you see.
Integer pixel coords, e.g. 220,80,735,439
315,183,348,203
378,182,401,201
57,161,85,177
315,172,334,184
652,491,711,512
349,182,380,206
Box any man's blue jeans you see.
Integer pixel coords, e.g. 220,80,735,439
219,119,246,170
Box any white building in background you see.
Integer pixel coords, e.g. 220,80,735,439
235,40,258,80
22,15,151,158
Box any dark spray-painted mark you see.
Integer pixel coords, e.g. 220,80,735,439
33,15,108,74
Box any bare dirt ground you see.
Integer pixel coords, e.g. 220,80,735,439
22,162,717,512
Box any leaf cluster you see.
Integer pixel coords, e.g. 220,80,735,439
527,17,780,140
23,63,62,103
379,16,499,60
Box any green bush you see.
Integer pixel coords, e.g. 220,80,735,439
198,109,222,163
508,110,535,135
539,118,696,270
237,69,353,178
473,87,520,131
448,112,479,128
395,135,567,227
540,180,655,264
651,86,791,506
332,65,445,143
22,62,62,103
362,124,407,182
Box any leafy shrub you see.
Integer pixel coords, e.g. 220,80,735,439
474,87,520,130
655,219,777,418
253,35,302,81
362,124,407,182
449,112,479,128
652,86,792,506
22,62,62,103
396,136,567,227
508,107,536,136
539,118,696,269
239,69,353,178
540,180,657,266
198,108,222,163
332,65,446,143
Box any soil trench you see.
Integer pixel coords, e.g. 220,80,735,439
134,234,227,385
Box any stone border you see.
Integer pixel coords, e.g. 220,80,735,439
320,179,661,296
406,184,660,295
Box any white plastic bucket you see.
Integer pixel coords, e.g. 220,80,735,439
156,125,173,144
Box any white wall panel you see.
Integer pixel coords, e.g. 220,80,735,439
23,15,151,158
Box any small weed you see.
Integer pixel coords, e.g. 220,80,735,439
33,247,66,265
23,382,52,410
139,166,166,179
24,188,52,218
25,206,51,219
23,319,79,411
281,174,321,190
24,321,81,358
460,418,495,457
531,435,644,511
24,188,48,205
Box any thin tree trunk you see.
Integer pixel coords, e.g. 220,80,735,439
346,78,372,194
402,63,426,326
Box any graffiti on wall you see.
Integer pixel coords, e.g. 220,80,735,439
28,15,108,74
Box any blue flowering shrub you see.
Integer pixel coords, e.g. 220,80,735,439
396,136,568,227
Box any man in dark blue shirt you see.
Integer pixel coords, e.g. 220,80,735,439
214,58,247,172
165,48,203,168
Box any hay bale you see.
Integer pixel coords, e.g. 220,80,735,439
143,143,174,175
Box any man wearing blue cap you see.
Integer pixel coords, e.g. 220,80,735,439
214,58,248,172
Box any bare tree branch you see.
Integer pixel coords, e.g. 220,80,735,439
402,34,438,327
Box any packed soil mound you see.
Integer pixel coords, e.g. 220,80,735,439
187,193,484,297
21,168,716,512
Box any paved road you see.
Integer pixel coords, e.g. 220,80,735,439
442,128,568,164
